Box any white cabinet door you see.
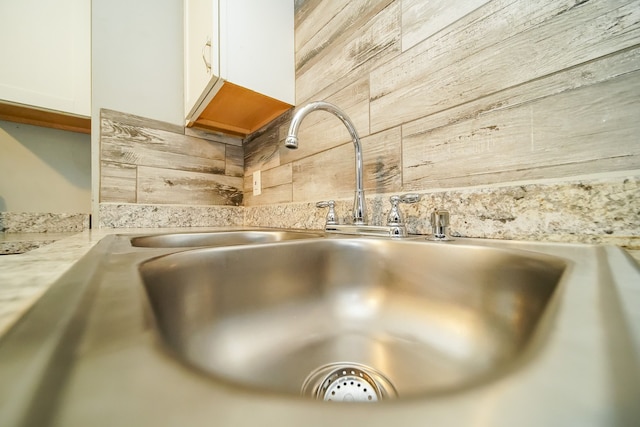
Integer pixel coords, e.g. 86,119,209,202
184,0,220,118
0,0,90,116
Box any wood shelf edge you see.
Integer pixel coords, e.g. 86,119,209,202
0,101,91,134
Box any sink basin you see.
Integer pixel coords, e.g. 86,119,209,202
130,230,324,248
139,238,567,401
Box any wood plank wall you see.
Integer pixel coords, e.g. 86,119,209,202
100,109,243,206
244,0,640,206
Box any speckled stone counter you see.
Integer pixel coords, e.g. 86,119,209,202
0,212,90,254
0,232,79,255
0,231,98,335
99,204,243,228
0,228,223,336
0,212,89,233
245,175,640,250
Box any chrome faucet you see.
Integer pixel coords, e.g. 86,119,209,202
285,101,367,225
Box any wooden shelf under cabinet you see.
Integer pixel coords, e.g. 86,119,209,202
0,101,90,134
188,81,292,137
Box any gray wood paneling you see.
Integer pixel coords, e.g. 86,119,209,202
245,0,640,210
225,145,244,177
137,166,242,206
292,127,401,202
371,0,640,132
100,110,244,206
101,109,184,134
100,161,136,203
401,0,490,52
403,71,640,189
296,0,400,104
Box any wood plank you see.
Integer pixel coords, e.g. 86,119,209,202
101,109,183,135
296,1,400,104
100,161,136,203
263,164,293,190
295,0,346,52
292,127,401,202
225,144,244,177
244,163,293,194
137,166,243,206
363,127,402,194
0,101,90,134
102,117,225,159
401,0,491,52
371,0,640,132
242,183,292,206
243,164,292,201
101,139,225,175
403,46,640,138
402,72,640,190
194,81,292,137
101,118,226,174
296,0,394,74
244,120,283,175
184,127,243,146
373,0,575,104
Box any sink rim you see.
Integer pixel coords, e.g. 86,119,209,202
127,228,327,248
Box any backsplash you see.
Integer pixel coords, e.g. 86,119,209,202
100,109,244,206
245,175,640,248
241,0,640,246
99,203,243,229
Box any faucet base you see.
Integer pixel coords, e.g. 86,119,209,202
325,224,408,238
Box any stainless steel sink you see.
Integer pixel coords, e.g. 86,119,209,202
139,238,567,401
130,229,324,248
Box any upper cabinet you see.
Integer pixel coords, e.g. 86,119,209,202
184,0,294,136
0,0,91,133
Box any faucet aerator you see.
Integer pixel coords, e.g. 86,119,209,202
284,136,298,149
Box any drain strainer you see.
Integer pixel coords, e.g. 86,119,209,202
301,362,397,402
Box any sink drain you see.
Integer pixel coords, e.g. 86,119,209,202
301,362,397,402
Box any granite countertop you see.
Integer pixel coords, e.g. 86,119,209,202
0,228,225,336
0,232,79,255
0,230,102,335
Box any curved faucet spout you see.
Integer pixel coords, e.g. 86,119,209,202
285,101,367,225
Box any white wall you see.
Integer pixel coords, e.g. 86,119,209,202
91,0,184,125
91,0,184,224
0,121,91,213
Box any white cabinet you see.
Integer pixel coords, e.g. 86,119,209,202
0,0,91,120
184,0,294,136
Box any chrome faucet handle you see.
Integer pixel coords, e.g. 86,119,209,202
429,209,452,241
387,193,420,226
316,200,337,226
